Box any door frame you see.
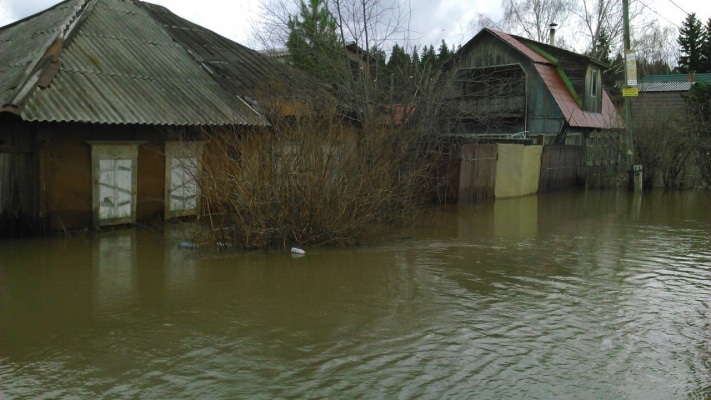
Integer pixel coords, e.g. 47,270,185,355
164,141,204,220
88,141,143,229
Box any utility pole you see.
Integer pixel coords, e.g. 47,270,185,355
622,0,642,192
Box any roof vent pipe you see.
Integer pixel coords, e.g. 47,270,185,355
549,23,558,46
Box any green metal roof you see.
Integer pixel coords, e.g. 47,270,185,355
640,73,711,83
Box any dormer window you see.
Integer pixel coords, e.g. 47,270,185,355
585,67,603,113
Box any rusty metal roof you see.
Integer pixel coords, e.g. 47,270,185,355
0,0,272,126
485,29,623,130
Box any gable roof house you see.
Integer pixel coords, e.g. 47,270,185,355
634,72,711,127
443,28,623,145
438,28,625,202
0,0,328,238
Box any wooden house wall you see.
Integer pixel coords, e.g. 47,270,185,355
525,72,565,136
454,33,566,137
0,122,176,234
0,121,39,237
631,92,688,128
529,44,588,101
556,56,587,100
44,124,167,230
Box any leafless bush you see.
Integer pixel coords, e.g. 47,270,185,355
197,107,433,251
633,117,698,189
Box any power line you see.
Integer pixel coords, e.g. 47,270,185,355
636,0,680,29
665,0,689,16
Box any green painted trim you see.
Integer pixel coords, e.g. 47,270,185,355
557,65,582,107
527,43,582,107
526,43,558,63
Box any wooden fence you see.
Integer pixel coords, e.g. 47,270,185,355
458,143,497,203
538,145,586,192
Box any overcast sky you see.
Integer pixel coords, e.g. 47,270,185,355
2,0,710,53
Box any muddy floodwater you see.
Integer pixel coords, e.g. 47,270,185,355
1,190,709,399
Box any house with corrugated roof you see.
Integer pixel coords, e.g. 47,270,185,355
441,28,624,202
634,72,711,124
0,0,330,237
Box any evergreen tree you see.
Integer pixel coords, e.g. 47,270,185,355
286,0,343,82
588,30,617,90
437,40,452,63
676,13,708,73
421,45,437,67
411,47,421,68
703,17,711,72
386,44,414,102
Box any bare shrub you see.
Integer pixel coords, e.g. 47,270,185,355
197,108,432,251
633,118,697,189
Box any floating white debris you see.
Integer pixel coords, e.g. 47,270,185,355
291,247,305,255
179,241,199,250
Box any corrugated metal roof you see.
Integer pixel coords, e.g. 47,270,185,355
638,82,692,92
488,29,623,130
641,73,711,83
141,2,330,108
0,1,79,105
0,0,269,126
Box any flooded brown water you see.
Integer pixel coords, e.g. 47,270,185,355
1,190,709,399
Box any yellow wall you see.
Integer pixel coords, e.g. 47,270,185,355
494,144,543,198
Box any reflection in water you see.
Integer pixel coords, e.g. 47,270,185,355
0,190,709,399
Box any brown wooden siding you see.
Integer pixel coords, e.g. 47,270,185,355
45,125,170,230
0,153,38,237
631,92,688,127
458,143,497,203
538,145,586,192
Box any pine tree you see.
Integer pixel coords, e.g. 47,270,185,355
386,44,414,102
421,45,437,67
437,40,452,63
676,13,708,73
286,0,343,82
703,17,711,73
588,30,617,90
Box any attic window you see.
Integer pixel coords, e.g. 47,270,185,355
590,70,599,97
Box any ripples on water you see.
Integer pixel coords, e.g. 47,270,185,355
0,190,709,399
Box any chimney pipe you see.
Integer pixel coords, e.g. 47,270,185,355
549,23,558,46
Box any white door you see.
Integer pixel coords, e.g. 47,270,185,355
165,141,203,219
90,142,140,228
98,158,133,220
169,156,198,212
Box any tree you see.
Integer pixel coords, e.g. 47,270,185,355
437,40,452,62
588,30,621,92
501,0,573,43
676,13,708,73
703,17,711,72
420,45,436,66
286,0,344,82
573,0,623,60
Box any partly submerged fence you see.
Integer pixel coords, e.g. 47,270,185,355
457,143,586,204
458,143,498,203
538,145,586,193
